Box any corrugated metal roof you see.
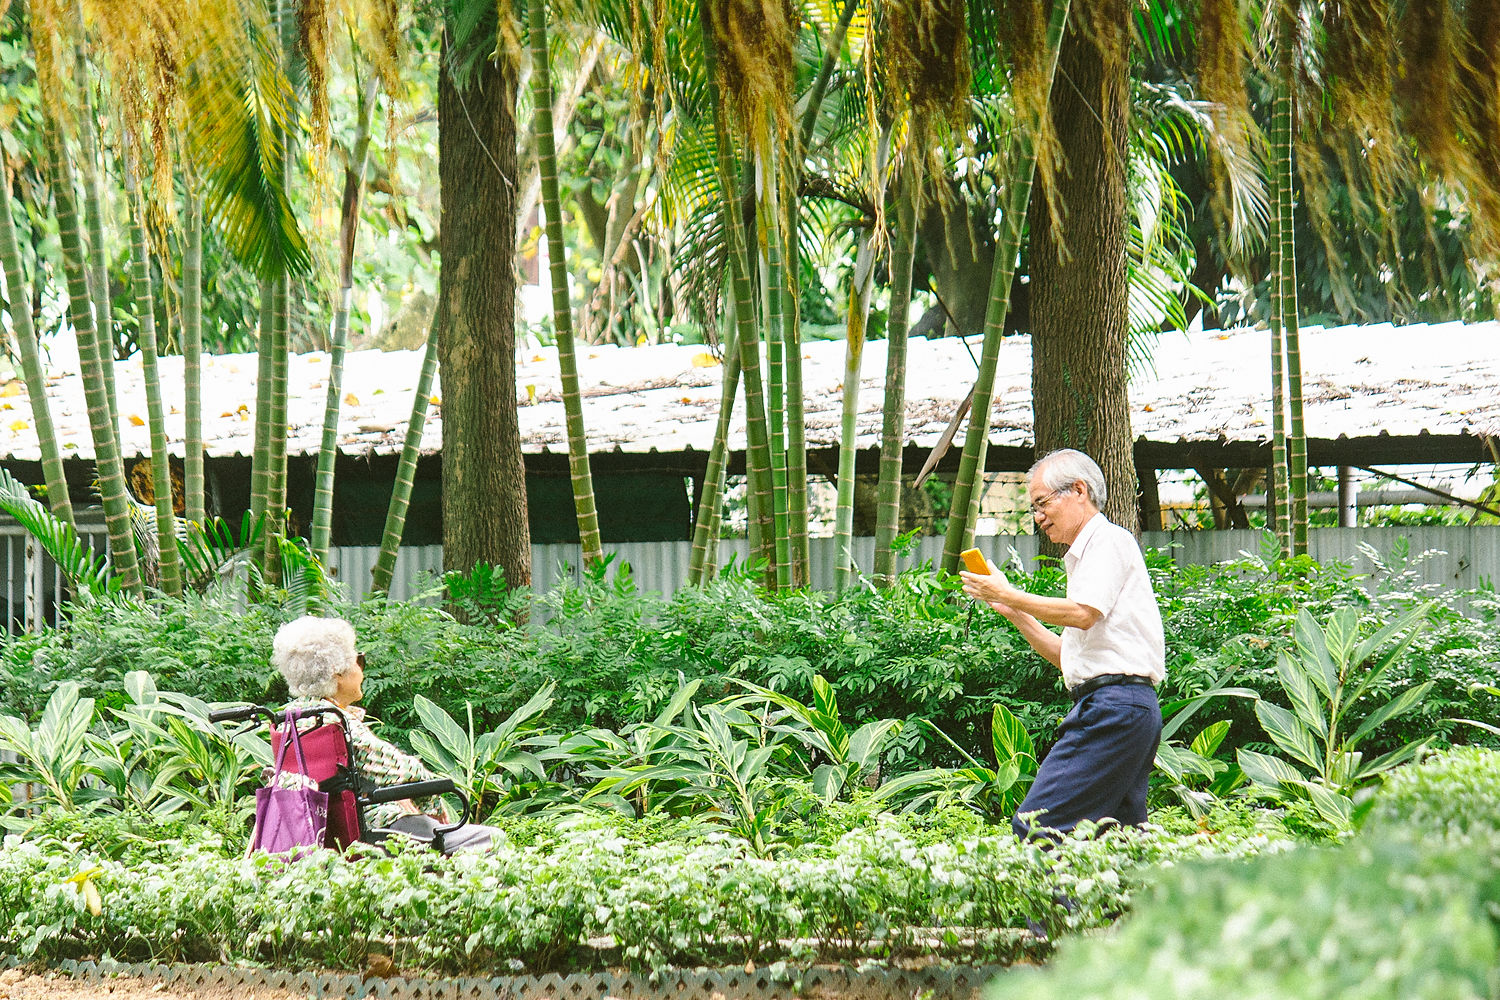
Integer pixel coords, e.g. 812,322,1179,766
1,319,1495,462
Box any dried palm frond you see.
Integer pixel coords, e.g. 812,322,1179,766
705,0,799,150
298,0,330,166
1320,0,1402,215
1457,0,1500,253
1396,0,1462,177
883,0,971,192
1196,0,1264,255
992,0,1066,232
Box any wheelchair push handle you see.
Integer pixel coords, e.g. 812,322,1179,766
208,704,277,726
366,778,458,804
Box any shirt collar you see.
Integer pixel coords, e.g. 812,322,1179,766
1063,511,1109,570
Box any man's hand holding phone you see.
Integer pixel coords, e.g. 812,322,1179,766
957,547,1022,618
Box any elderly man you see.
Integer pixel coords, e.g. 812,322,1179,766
960,448,1164,840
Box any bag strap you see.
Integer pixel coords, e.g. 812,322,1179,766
271,708,313,777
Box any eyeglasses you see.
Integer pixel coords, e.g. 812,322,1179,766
1029,488,1067,515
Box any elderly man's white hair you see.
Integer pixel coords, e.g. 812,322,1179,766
1029,448,1107,508
272,616,358,700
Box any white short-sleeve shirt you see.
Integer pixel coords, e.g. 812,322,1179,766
1059,512,1166,690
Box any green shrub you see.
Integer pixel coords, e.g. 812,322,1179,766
989,748,1500,1000
0,808,1281,974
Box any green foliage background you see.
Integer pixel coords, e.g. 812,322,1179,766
2,549,1495,771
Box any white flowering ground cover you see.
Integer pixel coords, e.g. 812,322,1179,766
0,812,1288,976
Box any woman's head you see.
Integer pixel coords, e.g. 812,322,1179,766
272,616,360,701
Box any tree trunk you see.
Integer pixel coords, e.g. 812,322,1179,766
1026,1,1138,546
437,34,531,588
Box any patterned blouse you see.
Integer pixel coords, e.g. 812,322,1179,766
279,698,453,829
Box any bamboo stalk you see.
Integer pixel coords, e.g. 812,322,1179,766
940,0,1070,574
183,170,205,527
1278,6,1309,557
44,125,141,594
263,271,290,578
370,321,440,594
0,161,75,530
757,133,792,590
873,164,919,586
70,0,117,431
782,201,810,586
702,4,777,579
528,0,604,566
249,279,274,520
1268,0,1295,557
687,322,742,586
835,123,892,590
311,75,378,563
782,0,858,588
123,140,183,596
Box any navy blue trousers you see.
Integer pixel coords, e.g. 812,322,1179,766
1012,682,1162,841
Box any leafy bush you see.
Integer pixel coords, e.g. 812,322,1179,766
989,749,1500,1000
2,544,1493,778
0,808,1283,974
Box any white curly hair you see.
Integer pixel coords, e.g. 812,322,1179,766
272,616,358,700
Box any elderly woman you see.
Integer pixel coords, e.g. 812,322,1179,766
272,615,498,851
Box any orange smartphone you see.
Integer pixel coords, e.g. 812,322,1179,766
960,548,990,575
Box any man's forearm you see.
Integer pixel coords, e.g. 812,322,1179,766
1000,589,1099,630
1009,611,1063,668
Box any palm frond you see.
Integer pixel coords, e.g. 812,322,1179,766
180,0,311,279
177,511,264,593
0,468,116,600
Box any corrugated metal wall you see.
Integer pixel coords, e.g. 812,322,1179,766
325,526,1500,602
4,521,1492,625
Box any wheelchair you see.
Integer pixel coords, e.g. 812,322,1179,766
209,703,474,854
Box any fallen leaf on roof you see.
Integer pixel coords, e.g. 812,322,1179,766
1,404,10,411
525,384,537,403
1143,404,1154,412
428,395,441,406
0,381,22,398
691,353,719,368
531,354,546,362
680,396,692,404
129,414,146,426
64,441,77,449
9,419,28,432
345,393,359,406
358,423,396,433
